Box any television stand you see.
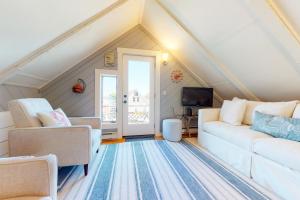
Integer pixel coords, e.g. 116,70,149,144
182,115,198,138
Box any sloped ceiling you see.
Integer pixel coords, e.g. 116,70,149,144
1,0,300,101
0,0,142,88
142,0,300,101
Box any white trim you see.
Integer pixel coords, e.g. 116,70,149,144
117,48,161,137
3,81,41,89
266,0,300,45
138,0,146,24
16,70,50,81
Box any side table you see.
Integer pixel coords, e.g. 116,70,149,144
183,115,198,137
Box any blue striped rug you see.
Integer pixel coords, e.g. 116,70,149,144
86,140,279,200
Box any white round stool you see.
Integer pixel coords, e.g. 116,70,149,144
162,119,182,142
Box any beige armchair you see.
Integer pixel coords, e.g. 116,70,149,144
0,154,57,200
8,98,101,175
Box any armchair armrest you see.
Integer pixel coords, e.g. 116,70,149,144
0,154,57,200
8,126,92,166
69,117,101,129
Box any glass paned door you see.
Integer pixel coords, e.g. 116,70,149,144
101,75,117,123
123,55,155,136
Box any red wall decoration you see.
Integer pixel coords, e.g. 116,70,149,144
170,70,184,83
72,79,86,94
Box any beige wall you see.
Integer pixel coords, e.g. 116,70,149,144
0,84,40,111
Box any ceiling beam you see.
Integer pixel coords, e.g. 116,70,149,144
0,0,128,84
138,0,146,24
155,0,260,101
266,0,300,46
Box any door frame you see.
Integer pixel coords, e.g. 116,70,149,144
117,48,161,138
122,55,155,136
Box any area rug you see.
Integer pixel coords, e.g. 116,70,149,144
86,140,279,200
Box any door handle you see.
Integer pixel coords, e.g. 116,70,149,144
123,94,127,104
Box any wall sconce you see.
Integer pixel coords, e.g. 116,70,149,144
162,53,169,65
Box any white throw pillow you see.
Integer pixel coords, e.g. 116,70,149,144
232,97,264,125
292,104,300,119
253,101,298,118
219,100,247,126
37,108,71,127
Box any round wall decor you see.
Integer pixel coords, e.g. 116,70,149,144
170,70,183,83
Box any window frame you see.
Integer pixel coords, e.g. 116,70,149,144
95,69,120,133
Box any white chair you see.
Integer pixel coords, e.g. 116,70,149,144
8,98,101,175
0,154,57,200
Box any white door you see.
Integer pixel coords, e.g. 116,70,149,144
122,55,155,136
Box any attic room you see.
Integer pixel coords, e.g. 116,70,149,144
1,0,300,199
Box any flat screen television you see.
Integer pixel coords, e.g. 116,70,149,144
182,87,213,107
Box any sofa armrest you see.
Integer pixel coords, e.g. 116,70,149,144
198,108,220,129
69,117,101,129
0,154,57,200
8,126,92,166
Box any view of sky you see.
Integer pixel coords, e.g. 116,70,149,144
102,60,150,98
102,76,116,97
128,60,150,96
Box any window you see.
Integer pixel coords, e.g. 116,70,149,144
101,75,117,123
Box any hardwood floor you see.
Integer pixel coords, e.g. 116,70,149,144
101,133,197,144
101,138,125,144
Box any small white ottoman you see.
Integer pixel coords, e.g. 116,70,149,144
162,119,182,142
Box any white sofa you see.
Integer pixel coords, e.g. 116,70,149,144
0,154,57,200
8,98,101,176
198,103,300,200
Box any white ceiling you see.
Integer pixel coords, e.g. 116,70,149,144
1,0,300,101
0,0,142,88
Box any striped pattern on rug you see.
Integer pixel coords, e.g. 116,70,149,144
86,140,279,200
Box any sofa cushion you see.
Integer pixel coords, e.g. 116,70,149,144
232,97,264,125
253,138,300,172
252,111,300,142
203,121,272,151
292,103,300,119
8,98,54,128
253,101,298,118
219,100,247,126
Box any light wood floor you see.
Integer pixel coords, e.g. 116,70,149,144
101,133,197,144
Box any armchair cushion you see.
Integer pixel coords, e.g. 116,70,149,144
8,99,54,128
37,108,71,127
8,126,92,166
0,155,57,200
